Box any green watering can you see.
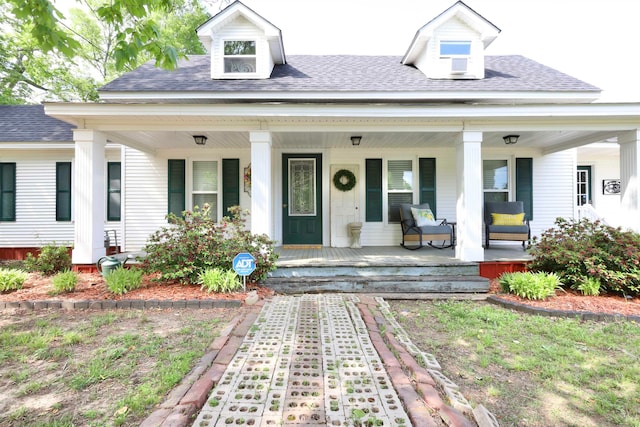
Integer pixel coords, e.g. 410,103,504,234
97,256,125,277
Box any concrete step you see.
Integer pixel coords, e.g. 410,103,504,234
264,274,490,294
268,262,480,279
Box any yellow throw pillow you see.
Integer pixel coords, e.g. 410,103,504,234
491,212,525,226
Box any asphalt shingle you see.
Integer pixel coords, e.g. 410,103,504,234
0,105,74,143
99,54,600,95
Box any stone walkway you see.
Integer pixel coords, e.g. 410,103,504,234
187,295,498,427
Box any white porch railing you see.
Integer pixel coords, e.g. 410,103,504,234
577,203,608,225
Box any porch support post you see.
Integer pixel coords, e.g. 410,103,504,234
455,131,485,261
72,129,107,264
250,131,273,238
618,130,640,232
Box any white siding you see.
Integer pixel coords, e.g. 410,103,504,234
531,150,576,238
0,148,122,249
577,148,621,224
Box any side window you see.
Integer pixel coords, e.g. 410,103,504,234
107,162,121,221
387,160,413,223
0,163,16,221
483,159,509,203
56,162,72,221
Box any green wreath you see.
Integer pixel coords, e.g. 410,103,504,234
333,169,357,192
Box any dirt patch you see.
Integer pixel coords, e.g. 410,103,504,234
0,307,243,426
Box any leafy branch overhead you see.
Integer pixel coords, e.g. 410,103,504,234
9,0,182,71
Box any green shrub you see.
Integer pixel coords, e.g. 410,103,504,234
576,276,601,296
529,218,640,296
105,268,143,295
51,270,78,295
499,271,562,300
140,205,278,285
198,268,241,293
0,268,28,292
24,243,72,276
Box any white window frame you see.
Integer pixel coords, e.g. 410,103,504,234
385,157,415,224
482,157,513,203
188,158,221,221
222,40,257,76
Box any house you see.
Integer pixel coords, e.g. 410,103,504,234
2,1,640,267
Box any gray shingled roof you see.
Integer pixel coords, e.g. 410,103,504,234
100,54,600,95
0,105,74,142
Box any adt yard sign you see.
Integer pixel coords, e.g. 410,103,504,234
233,252,255,291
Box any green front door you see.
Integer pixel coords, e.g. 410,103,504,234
282,153,322,245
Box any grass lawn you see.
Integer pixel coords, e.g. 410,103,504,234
0,307,242,426
391,300,640,427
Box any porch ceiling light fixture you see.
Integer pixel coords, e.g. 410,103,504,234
503,134,520,145
193,135,208,145
351,136,362,146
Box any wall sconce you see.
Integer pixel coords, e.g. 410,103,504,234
193,135,208,145
351,136,362,146
503,134,519,145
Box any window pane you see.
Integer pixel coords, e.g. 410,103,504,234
224,58,256,73
388,160,412,190
388,193,413,223
108,193,121,220
193,161,218,192
224,41,256,55
289,159,316,216
484,192,508,203
440,41,471,55
109,163,121,190
483,160,508,190
193,194,217,220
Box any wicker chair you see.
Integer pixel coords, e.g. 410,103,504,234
484,201,530,249
399,203,454,250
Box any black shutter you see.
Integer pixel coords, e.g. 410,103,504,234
418,158,437,215
0,163,16,221
516,157,533,220
56,162,72,221
107,162,121,221
365,159,383,222
222,158,240,217
168,159,185,217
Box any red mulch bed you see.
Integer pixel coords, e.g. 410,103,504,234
0,272,274,303
488,279,640,317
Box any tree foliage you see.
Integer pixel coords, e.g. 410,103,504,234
1,0,208,103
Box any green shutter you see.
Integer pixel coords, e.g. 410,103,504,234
56,162,72,221
222,158,240,217
418,158,437,215
515,157,533,220
107,162,121,221
168,159,185,217
365,159,383,222
0,163,16,221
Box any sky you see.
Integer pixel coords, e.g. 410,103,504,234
229,0,640,102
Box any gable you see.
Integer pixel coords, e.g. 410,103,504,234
196,1,285,80
402,1,500,80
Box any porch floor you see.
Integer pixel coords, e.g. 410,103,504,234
275,244,532,267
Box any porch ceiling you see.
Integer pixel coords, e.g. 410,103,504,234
105,129,619,152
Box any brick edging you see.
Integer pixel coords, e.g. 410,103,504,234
0,299,242,310
486,295,640,323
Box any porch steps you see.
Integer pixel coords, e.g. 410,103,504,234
264,261,490,294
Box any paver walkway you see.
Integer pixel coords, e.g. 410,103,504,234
192,295,412,426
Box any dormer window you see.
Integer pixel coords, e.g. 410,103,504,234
224,41,256,73
440,41,471,75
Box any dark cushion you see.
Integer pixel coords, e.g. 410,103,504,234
487,224,529,234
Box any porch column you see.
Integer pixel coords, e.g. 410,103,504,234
250,131,273,238
618,130,640,232
72,129,107,264
455,131,484,261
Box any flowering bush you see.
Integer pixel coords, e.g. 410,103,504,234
140,205,278,285
528,218,640,296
